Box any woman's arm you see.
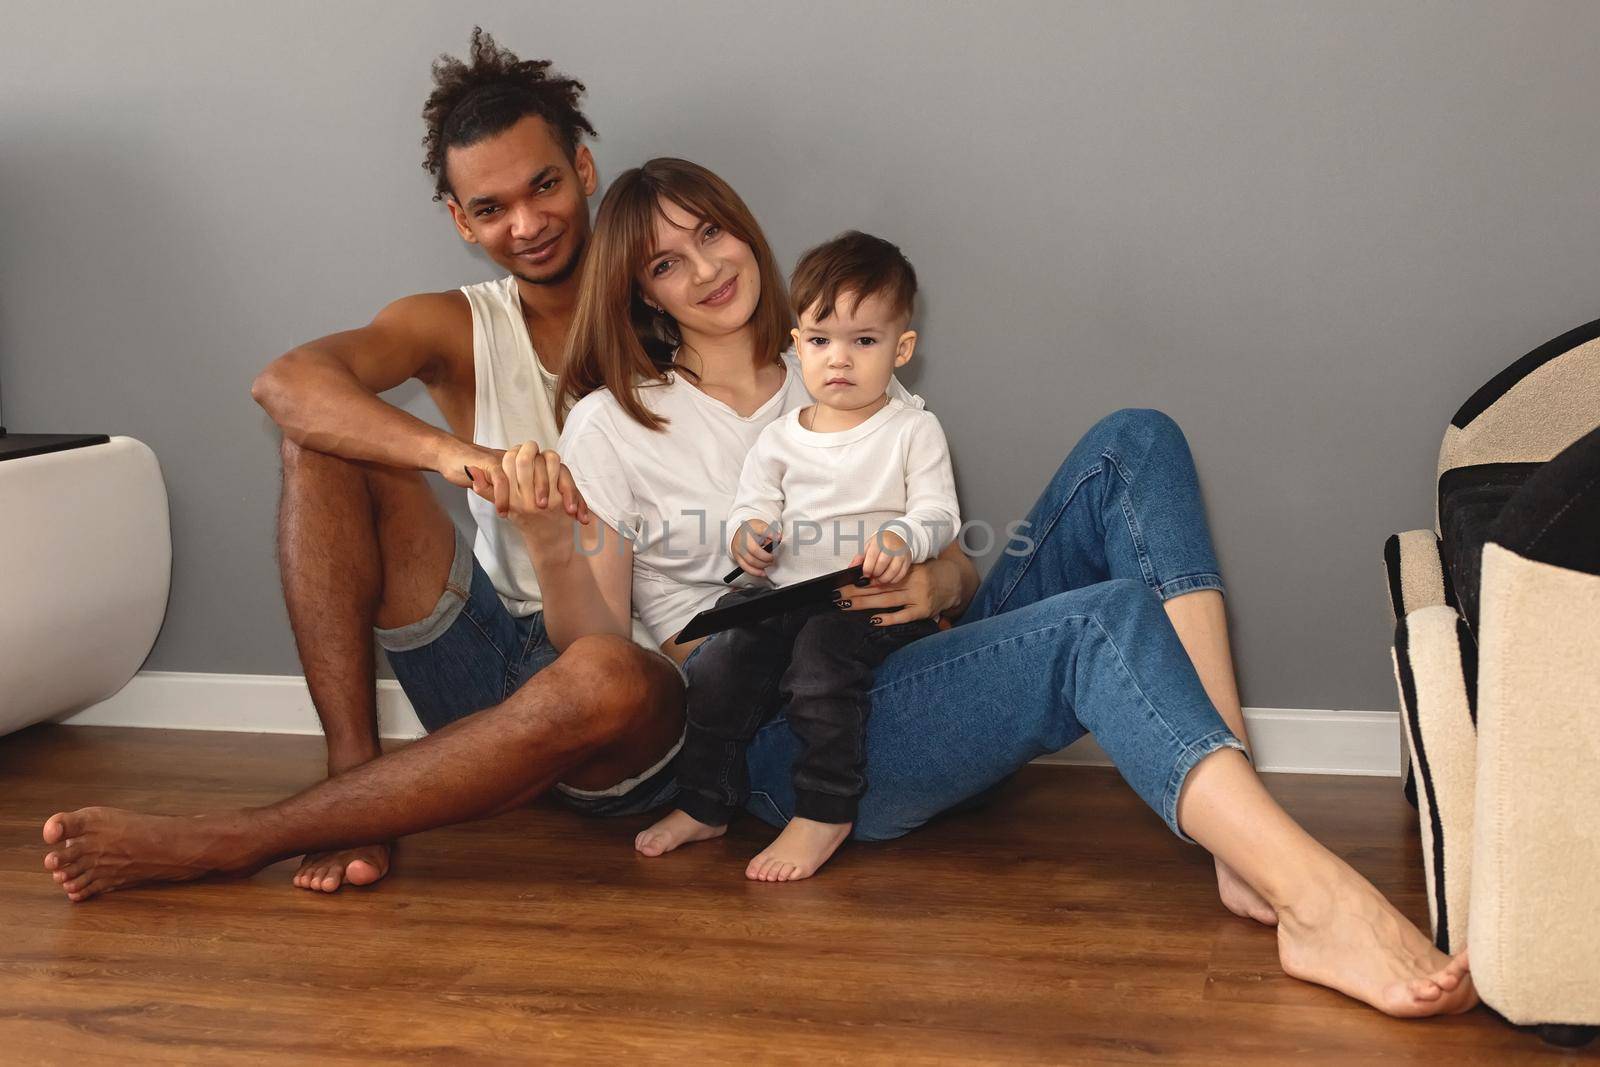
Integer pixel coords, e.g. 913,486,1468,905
524,516,635,650
936,540,981,620
468,443,634,651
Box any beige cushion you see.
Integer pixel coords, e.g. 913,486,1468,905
1471,543,1600,1025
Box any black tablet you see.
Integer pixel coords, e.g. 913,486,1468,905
673,565,870,644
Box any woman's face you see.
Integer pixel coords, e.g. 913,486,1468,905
637,198,761,341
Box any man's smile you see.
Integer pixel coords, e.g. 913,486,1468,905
514,232,563,263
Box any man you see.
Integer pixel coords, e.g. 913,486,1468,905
39,29,685,902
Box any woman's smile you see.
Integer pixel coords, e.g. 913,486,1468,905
698,275,738,307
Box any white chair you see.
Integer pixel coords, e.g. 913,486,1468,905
0,435,171,736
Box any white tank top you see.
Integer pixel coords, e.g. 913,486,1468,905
461,276,655,648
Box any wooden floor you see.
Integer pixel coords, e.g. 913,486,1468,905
0,726,1588,1065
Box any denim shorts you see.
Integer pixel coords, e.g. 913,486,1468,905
375,528,681,818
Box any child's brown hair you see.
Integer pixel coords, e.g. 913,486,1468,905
790,231,917,324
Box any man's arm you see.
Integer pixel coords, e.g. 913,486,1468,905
251,291,490,482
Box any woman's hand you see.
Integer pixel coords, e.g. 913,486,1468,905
833,553,962,627
465,441,589,546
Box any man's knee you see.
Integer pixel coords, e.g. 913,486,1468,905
279,435,369,494
558,634,682,736
279,434,320,472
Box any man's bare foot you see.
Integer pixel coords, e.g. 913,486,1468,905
292,843,391,893
42,807,255,903
634,809,726,857
1217,857,1277,925
1275,859,1477,1017
746,817,850,882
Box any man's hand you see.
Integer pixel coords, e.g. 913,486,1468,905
465,441,590,542
862,528,913,585
437,439,506,489
730,519,781,577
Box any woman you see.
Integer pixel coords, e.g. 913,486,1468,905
511,157,1472,1018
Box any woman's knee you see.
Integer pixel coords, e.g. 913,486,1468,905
1089,407,1188,456
1072,578,1163,622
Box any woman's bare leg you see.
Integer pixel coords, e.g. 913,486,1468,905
1178,748,1475,1016
1162,589,1276,923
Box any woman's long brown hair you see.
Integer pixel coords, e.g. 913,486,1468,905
557,157,794,431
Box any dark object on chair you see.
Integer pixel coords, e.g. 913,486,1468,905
0,430,111,462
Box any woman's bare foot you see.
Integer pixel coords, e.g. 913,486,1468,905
1275,859,1477,1017
634,809,726,857
292,843,392,893
746,818,851,882
41,806,256,903
1216,857,1277,925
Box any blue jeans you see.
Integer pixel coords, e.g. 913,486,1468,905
739,408,1244,842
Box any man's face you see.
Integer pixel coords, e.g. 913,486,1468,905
792,289,916,414
444,114,598,286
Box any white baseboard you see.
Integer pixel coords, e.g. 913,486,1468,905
62,671,426,740
1035,708,1402,777
60,671,1403,778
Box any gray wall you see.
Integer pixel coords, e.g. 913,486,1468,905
3,1,1597,710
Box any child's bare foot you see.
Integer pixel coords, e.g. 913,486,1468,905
745,818,851,882
1275,858,1478,1017
634,810,726,857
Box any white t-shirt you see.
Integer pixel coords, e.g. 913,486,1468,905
460,275,656,648
557,350,924,647
726,398,960,586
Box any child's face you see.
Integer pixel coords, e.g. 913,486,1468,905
792,290,916,413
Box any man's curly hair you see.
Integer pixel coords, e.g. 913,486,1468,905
421,27,597,202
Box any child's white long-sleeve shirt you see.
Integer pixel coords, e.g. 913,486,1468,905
726,397,961,585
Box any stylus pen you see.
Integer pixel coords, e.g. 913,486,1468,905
724,538,776,583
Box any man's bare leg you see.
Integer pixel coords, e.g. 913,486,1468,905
275,439,457,892
43,635,685,901
1162,589,1277,924
1178,748,1475,1017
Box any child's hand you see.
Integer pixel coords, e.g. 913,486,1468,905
730,519,782,577
862,529,912,585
